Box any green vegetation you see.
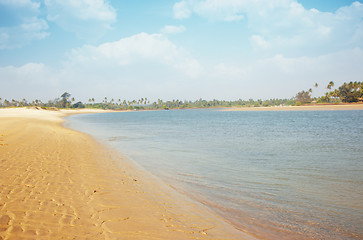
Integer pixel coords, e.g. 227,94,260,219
317,81,363,103
1,82,362,110
0,93,293,110
294,81,363,105
294,90,312,105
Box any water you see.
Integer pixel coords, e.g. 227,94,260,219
66,109,363,239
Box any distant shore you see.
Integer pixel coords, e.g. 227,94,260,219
222,103,363,111
0,108,255,239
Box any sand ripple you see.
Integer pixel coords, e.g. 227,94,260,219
0,110,255,239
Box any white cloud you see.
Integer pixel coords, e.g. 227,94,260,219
44,0,116,39
191,0,247,21
173,0,250,21
172,0,363,57
0,18,49,50
3,45,362,102
65,33,201,78
205,48,363,99
173,1,192,19
160,25,186,34
0,0,49,49
0,0,39,10
54,33,202,99
0,63,62,101
1,63,47,79
1,46,363,102
250,35,270,49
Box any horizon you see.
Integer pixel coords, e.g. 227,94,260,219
1,0,362,102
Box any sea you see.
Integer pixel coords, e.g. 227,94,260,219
66,109,363,240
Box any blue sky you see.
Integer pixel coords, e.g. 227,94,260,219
0,0,362,102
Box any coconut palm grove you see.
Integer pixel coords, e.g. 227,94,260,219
1,81,362,110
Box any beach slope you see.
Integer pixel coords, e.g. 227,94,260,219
0,108,254,239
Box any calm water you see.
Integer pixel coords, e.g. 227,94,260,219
67,109,363,240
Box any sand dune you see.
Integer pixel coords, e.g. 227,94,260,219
0,108,255,239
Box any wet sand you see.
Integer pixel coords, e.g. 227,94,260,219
0,108,256,239
222,103,363,111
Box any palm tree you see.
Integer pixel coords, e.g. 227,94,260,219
332,89,339,102
110,99,114,109
20,98,26,107
60,92,71,108
157,99,163,107
353,81,359,91
327,81,334,90
330,81,334,88
4,99,10,107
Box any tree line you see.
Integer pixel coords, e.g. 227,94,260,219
294,81,363,105
0,94,294,110
1,81,362,110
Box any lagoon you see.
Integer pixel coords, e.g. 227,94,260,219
67,109,363,240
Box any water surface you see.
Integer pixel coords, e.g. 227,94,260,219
67,109,363,240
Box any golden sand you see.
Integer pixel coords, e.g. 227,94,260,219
0,108,255,240
222,103,363,111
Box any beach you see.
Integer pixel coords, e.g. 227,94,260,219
0,108,254,239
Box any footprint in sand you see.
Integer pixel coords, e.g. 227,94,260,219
0,214,11,232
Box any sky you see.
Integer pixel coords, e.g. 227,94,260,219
0,0,362,102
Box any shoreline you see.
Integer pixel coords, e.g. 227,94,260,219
0,108,256,239
221,103,363,111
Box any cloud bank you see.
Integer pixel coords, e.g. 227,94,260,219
174,0,363,56
1,36,362,101
0,33,202,101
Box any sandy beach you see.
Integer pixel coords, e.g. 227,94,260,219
222,103,363,111
0,108,255,240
